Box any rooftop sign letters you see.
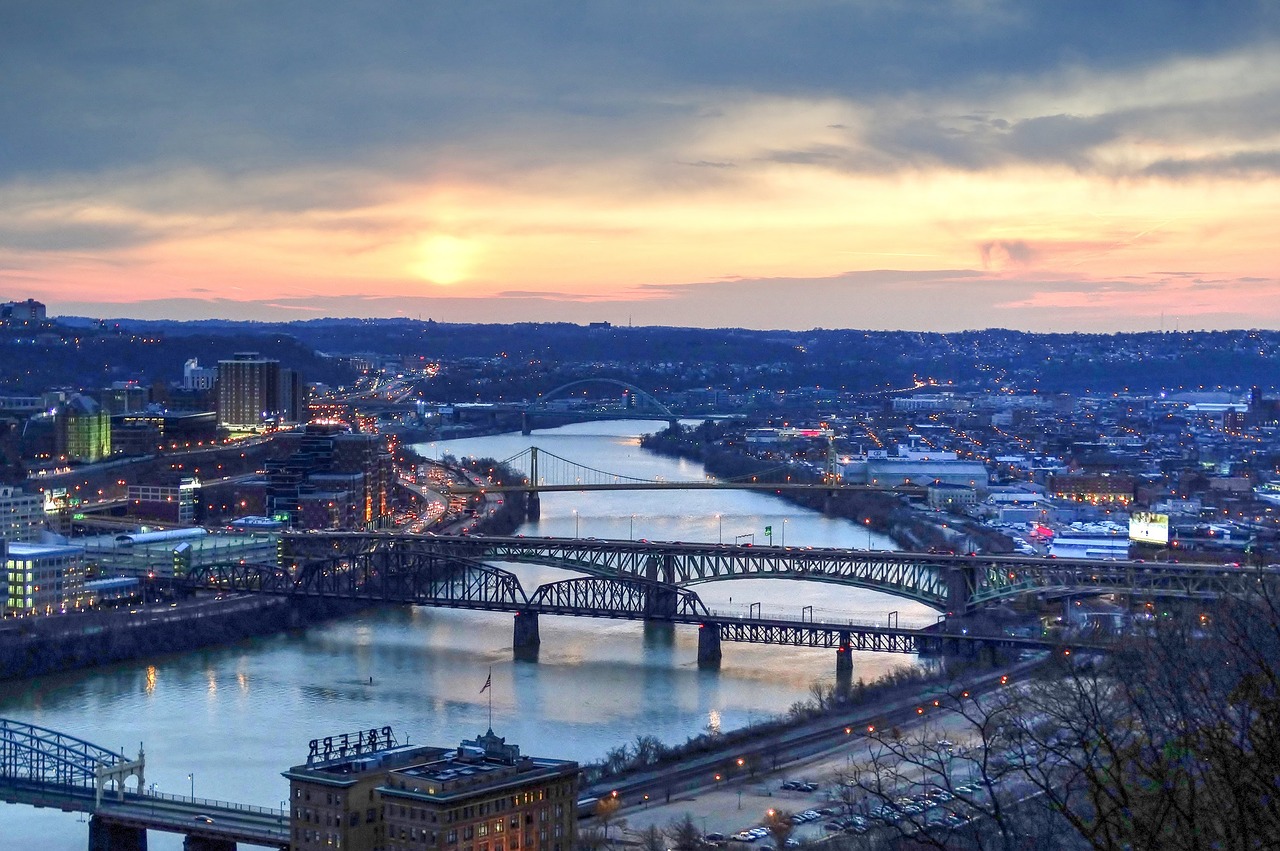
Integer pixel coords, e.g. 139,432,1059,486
307,726,398,764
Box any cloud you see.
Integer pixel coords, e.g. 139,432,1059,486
980,240,1035,269
45,265,1280,332
1142,149,1280,178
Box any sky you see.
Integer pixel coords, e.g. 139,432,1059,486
2,1,1279,331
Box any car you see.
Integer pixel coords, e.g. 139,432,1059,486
703,833,727,843
729,833,754,842
780,781,800,791
799,782,819,792
192,814,215,824
801,810,820,820
823,822,842,832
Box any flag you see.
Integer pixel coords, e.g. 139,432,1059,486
480,671,491,694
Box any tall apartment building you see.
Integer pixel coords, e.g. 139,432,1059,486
217,353,306,429
284,729,578,851
217,352,282,430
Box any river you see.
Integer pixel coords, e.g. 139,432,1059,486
0,421,937,849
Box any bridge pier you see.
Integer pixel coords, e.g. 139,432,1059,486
521,412,532,436
697,623,722,669
524,490,540,520
184,837,236,851
945,566,972,615
513,610,540,661
89,817,148,851
836,633,853,698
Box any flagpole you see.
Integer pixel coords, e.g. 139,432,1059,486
487,665,493,732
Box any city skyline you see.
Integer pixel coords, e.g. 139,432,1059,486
3,2,1279,331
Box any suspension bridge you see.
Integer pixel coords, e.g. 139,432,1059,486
0,718,287,850
447,445,886,518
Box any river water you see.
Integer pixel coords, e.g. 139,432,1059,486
0,421,936,849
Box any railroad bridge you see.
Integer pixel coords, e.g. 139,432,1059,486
278,533,1279,614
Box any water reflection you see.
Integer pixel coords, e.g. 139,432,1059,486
0,421,940,850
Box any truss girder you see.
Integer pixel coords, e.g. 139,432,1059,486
709,621,921,653
0,719,129,791
280,535,1280,614
968,562,1280,607
471,541,953,609
528,576,709,618
190,544,529,610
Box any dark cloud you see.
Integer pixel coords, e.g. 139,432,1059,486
1142,149,1280,177
0,1,1275,183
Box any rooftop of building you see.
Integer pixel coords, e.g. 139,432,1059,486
284,730,578,798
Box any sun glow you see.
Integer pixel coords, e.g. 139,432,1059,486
410,234,479,285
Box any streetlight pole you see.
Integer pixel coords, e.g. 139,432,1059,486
630,514,635,541
782,518,787,547
573,510,579,538
864,518,872,550
188,772,194,800
716,514,722,545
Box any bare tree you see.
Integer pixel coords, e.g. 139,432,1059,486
763,808,794,850
843,586,1280,851
667,813,702,851
594,796,622,842
632,824,666,851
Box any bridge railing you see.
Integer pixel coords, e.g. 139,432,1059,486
130,789,285,817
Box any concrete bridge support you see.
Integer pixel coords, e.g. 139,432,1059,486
524,490,540,520
521,412,532,436
697,623,722,669
835,633,853,698
644,554,675,585
88,817,147,851
513,610,540,661
945,566,972,615
184,837,236,851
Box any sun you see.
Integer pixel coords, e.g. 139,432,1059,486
410,234,479,285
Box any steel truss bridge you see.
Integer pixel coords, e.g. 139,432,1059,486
277,533,1280,614
0,718,286,849
166,533,1279,665
181,544,1067,663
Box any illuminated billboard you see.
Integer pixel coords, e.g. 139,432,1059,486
1129,511,1170,545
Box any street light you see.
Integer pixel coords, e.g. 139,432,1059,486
716,514,723,544
188,772,194,800
630,514,635,541
782,518,787,547
573,510,579,538
864,518,872,549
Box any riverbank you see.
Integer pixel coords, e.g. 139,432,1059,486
0,595,361,681
640,423,1011,554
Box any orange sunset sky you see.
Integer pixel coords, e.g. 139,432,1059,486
2,2,1279,330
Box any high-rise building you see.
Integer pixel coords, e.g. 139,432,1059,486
0,485,45,543
283,729,578,851
217,352,282,430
